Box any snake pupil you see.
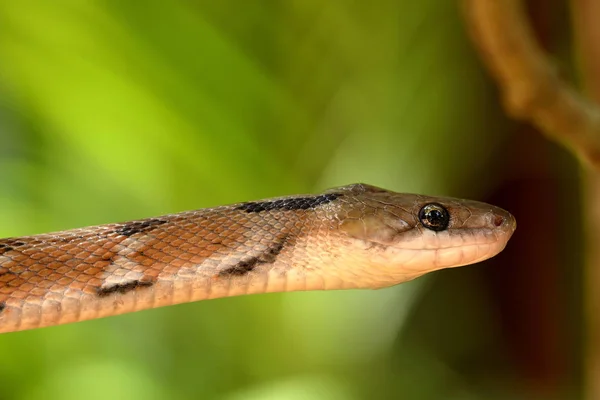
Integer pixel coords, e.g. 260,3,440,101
418,203,450,232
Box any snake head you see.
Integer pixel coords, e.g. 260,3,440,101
332,184,516,286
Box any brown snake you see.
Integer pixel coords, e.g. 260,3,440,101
0,183,516,334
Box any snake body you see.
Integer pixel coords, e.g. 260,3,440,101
0,183,516,333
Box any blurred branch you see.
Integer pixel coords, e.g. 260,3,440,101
461,0,600,171
571,1,600,399
462,1,600,398
572,0,600,103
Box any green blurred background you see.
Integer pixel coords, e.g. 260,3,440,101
0,1,579,399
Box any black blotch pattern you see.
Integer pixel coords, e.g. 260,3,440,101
97,280,154,297
236,193,341,213
219,236,287,276
115,219,168,237
0,245,13,255
0,240,26,255
0,302,5,314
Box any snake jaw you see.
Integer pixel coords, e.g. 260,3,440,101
346,224,515,287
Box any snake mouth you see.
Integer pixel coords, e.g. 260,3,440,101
390,222,516,251
365,212,516,280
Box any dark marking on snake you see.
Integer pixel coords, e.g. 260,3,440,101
1,241,25,247
97,279,154,297
0,241,25,249
0,302,5,314
115,219,168,237
0,246,12,255
236,193,341,213
0,240,27,255
219,236,288,276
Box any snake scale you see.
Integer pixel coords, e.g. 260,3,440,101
0,183,516,334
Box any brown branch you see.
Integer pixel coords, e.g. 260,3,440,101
463,1,600,399
572,0,600,102
571,2,600,400
462,0,600,171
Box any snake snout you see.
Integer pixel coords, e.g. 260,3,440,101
489,206,517,238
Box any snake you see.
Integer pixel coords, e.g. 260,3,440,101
0,183,516,334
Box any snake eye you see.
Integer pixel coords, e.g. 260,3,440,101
418,203,450,232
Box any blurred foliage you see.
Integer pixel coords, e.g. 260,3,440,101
0,1,518,399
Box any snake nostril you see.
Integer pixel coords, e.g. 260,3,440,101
493,215,504,227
